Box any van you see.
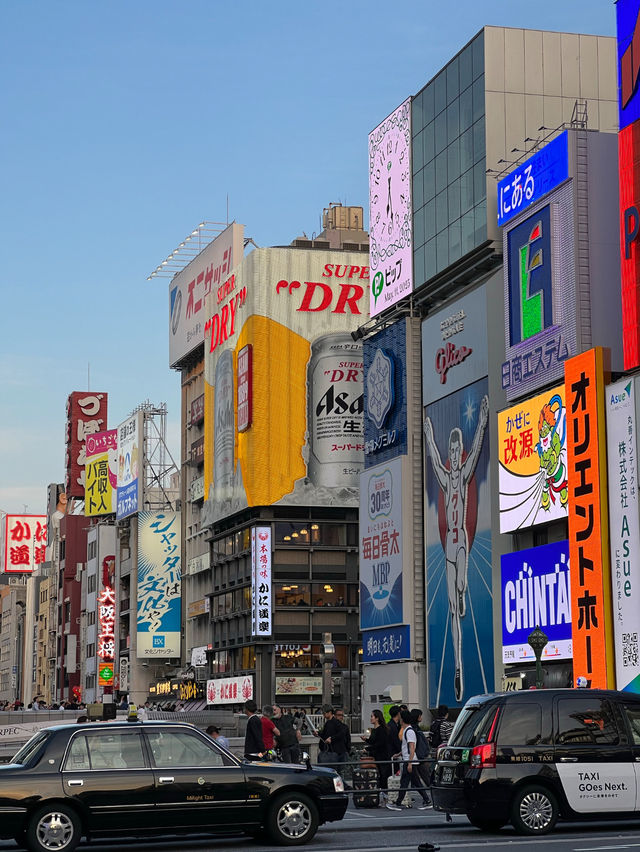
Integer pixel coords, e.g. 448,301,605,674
431,688,640,835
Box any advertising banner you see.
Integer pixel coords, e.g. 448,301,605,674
362,624,411,663
369,98,412,316
606,377,640,692
203,247,369,525
565,348,614,688
275,676,322,696
206,675,253,705
617,0,640,132
116,412,143,520
251,526,272,637
169,223,245,367
424,377,493,706
364,320,407,465
359,457,403,630
501,541,572,664
137,511,181,659
498,385,568,532
421,285,488,404
3,515,47,573
85,429,117,516
65,392,108,498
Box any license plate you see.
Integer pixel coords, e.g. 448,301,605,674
441,766,454,784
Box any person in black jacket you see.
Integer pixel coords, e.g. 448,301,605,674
316,705,349,770
273,703,301,763
244,699,265,759
387,705,402,757
362,709,391,788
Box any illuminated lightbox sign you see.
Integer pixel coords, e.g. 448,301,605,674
618,0,640,131
3,515,47,574
497,131,569,227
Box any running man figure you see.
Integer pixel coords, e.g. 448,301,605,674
423,395,489,703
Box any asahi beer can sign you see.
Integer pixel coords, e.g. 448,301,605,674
308,334,364,488
214,349,235,495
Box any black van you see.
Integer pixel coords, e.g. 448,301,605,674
431,688,640,835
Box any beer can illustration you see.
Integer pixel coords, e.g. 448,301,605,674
307,333,364,488
214,349,235,494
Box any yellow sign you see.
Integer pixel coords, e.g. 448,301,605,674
85,430,117,516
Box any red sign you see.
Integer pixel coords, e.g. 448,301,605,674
435,342,473,384
65,392,108,498
190,394,205,426
190,435,205,465
204,275,247,354
3,515,47,573
237,344,253,432
97,585,116,663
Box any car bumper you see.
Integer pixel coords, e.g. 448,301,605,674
318,793,349,823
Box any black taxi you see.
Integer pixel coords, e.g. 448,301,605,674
0,720,347,851
431,688,640,835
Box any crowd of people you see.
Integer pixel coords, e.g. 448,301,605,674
0,698,87,711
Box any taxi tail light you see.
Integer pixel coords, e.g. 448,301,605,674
470,742,496,768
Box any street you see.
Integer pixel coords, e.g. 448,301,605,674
6,806,640,852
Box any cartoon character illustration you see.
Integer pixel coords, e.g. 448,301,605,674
424,394,489,703
537,395,567,511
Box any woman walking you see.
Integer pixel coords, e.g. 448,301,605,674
361,709,392,790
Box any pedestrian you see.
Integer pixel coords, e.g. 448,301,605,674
76,715,88,723
429,705,454,751
261,705,280,753
316,705,349,772
334,709,351,755
410,708,432,806
387,705,402,757
361,709,392,790
206,725,230,750
386,710,432,810
244,699,265,759
273,704,301,763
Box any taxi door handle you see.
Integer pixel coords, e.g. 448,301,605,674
159,776,174,784
67,780,83,787
559,757,578,762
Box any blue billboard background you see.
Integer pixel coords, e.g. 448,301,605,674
425,377,493,707
618,0,640,131
362,625,411,663
363,319,407,466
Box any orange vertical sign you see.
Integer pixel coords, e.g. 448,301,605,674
565,347,615,688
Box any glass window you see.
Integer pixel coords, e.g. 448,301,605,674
459,45,473,93
556,698,620,745
423,160,435,203
447,138,460,182
474,162,486,205
64,736,91,771
413,129,424,172
460,168,474,213
434,111,447,155
422,83,435,125
84,731,146,770
460,129,473,173
275,582,310,607
447,101,459,145
312,583,346,607
275,522,312,544
449,220,462,265
211,650,229,673
472,75,485,123
241,646,255,670
448,178,461,222
474,201,487,244
243,586,252,609
413,170,424,211
413,245,425,286
498,703,545,745
459,86,473,133
424,199,436,242
446,56,459,104
450,702,499,747
414,207,425,248
412,92,423,135
422,121,434,165
425,237,437,279
472,31,484,80
624,703,640,745
461,210,475,255
146,730,228,768
317,524,346,546
435,151,447,195
473,116,485,164
436,229,449,272
311,644,348,668
275,643,311,669
434,72,446,115
242,528,251,551
435,190,449,233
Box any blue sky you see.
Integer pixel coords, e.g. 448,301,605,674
0,1,616,514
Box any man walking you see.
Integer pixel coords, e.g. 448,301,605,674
386,710,432,811
244,699,265,759
316,705,349,771
274,704,301,763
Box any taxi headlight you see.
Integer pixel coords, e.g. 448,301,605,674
333,775,344,793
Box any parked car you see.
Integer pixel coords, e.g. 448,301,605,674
0,719,347,851
431,688,640,835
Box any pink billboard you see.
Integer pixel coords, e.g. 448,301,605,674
369,98,413,317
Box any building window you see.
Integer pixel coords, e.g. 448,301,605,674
275,583,310,607
311,583,346,607
240,646,255,671
85,674,95,690
86,643,95,659
87,611,96,626
87,574,96,594
88,540,97,560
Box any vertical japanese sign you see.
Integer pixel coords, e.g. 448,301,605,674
606,377,640,692
117,413,143,520
359,457,403,630
65,392,108,498
565,348,615,687
137,512,181,658
85,429,117,517
3,515,47,573
251,526,272,637
97,580,116,687
498,385,568,532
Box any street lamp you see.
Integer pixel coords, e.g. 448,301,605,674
318,632,334,707
528,626,549,689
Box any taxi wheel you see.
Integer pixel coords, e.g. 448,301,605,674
25,804,81,852
511,785,558,835
267,792,319,845
467,814,506,832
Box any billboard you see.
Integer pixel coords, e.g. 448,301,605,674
369,98,412,316
251,526,272,637
498,385,568,532
65,392,108,498
362,625,411,663
275,676,322,696
203,247,369,525
424,377,493,706
565,348,614,688
497,131,569,227
169,223,245,367
85,429,117,516
501,541,572,664
606,376,640,692
421,285,488,404
3,515,47,573
206,675,253,705
363,320,407,464
116,412,143,520
359,457,404,631
618,0,640,132
137,511,181,659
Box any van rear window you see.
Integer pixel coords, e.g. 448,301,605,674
449,703,500,747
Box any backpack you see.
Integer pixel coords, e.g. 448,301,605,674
429,718,443,749
414,726,429,759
